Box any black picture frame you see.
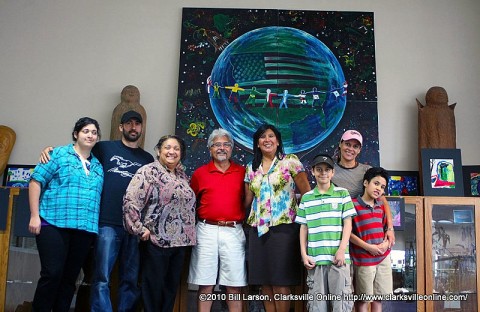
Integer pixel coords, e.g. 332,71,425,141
2,164,35,187
385,196,405,231
386,170,420,196
462,165,480,197
421,148,464,196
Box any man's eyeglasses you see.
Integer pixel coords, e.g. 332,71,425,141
211,142,233,148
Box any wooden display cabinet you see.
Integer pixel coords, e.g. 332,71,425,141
386,196,425,312
424,197,480,312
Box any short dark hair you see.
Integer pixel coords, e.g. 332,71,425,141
72,117,101,141
154,135,187,161
363,167,389,184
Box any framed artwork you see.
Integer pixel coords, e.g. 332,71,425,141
385,196,405,231
174,8,380,175
387,170,419,196
421,148,464,196
462,165,480,197
2,164,35,187
453,209,473,224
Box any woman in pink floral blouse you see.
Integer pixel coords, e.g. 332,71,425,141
123,135,196,312
244,124,310,312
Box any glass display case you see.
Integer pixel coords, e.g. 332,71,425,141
425,197,480,312
387,196,425,312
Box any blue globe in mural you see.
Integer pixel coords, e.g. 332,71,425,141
209,26,346,154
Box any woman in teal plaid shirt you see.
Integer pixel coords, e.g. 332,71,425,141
28,117,104,312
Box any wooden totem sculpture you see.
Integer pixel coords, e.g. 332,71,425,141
417,86,457,193
0,125,16,175
110,85,147,148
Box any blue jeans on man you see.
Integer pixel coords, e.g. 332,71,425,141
90,225,140,312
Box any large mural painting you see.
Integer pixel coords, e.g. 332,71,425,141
175,8,379,176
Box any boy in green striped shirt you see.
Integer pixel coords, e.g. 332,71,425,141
296,154,356,311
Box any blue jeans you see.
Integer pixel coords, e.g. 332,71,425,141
90,225,140,312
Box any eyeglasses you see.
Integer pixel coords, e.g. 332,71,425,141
211,142,233,148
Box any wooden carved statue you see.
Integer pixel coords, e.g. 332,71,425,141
417,86,456,149
0,125,16,175
110,85,147,148
417,86,456,194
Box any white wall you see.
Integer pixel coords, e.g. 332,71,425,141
1,0,479,170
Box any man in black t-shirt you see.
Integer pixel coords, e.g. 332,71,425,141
90,111,153,312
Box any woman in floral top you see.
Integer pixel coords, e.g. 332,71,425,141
244,124,310,312
123,135,195,312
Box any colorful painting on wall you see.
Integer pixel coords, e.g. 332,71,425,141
429,158,456,189
387,171,419,196
2,165,35,188
385,197,405,231
462,165,480,197
175,8,379,174
421,148,464,196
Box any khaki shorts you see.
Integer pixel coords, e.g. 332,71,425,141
187,222,247,287
354,254,393,298
306,264,353,312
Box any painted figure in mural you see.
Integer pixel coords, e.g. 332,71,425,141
110,85,147,149
263,88,277,108
308,87,324,108
342,81,348,96
188,128,246,312
123,135,196,312
332,130,395,246
244,124,311,312
225,83,245,107
206,76,213,94
298,90,307,105
245,86,261,106
279,90,292,109
29,117,104,312
212,82,221,98
0,125,16,174
329,81,348,101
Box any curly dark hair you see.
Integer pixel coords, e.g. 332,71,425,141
363,167,389,184
154,135,187,161
72,117,101,142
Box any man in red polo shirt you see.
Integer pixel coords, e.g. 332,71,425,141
187,128,246,312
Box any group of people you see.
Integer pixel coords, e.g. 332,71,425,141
28,111,395,312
